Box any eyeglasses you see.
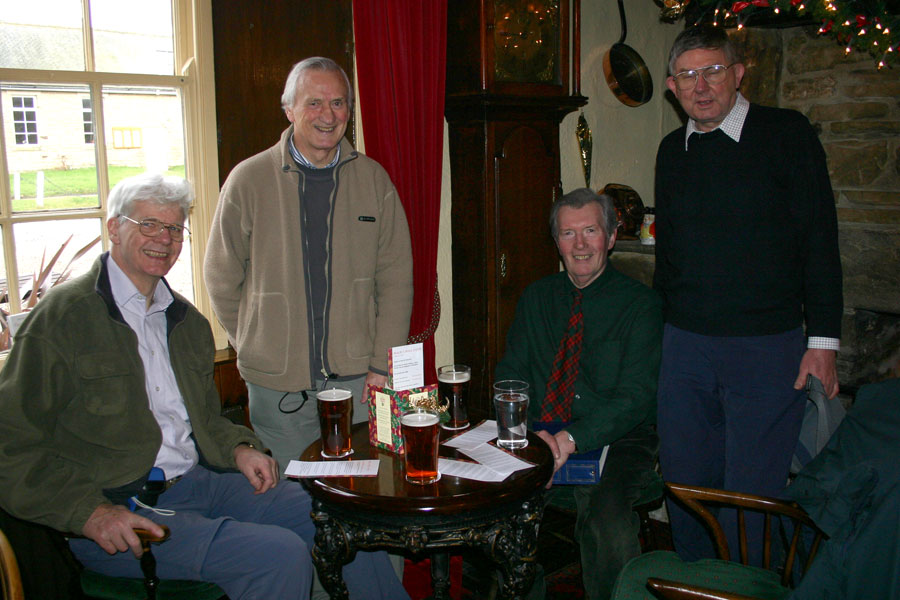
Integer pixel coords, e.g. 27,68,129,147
671,64,734,91
120,215,189,241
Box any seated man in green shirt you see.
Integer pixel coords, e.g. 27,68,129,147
496,188,663,600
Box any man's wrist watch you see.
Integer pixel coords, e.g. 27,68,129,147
565,431,577,451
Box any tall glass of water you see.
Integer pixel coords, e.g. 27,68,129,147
493,380,529,449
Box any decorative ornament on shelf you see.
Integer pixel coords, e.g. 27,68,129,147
656,0,900,70
576,111,593,189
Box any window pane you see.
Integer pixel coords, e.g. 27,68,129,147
91,0,175,75
103,85,184,185
2,84,100,213
166,225,194,304
0,1,86,71
13,219,103,305
0,226,6,308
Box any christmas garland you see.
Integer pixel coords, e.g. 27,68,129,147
660,0,900,69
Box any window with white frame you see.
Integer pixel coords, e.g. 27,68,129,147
0,0,219,354
82,98,93,143
11,96,38,145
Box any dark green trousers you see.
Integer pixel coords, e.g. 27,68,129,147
539,426,658,600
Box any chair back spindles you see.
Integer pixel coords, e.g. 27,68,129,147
736,508,748,566
666,482,826,590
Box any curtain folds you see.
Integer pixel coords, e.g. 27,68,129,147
352,0,447,384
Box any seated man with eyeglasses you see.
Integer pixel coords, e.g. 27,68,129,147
0,172,410,600
654,26,842,564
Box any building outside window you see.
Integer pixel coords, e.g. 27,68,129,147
0,0,219,353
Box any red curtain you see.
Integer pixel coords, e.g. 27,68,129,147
353,0,447,385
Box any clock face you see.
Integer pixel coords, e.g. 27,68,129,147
493,0,560,84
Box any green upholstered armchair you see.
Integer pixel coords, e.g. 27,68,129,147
73,525,224,600
611,482,826,600
0,507,224,600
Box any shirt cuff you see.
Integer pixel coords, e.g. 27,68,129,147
808,336,840,351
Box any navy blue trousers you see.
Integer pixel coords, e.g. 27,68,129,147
657,325,806,563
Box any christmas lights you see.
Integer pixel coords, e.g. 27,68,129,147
663,0,900,69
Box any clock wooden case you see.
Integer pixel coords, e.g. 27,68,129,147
446,0,586,420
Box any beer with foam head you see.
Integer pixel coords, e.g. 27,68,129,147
401,408,441,484
438,364,471,430
317,387,353,458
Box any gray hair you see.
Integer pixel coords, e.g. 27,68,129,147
550,188,618,239
281,57,354,112
107,172,193,222
668,25,741,75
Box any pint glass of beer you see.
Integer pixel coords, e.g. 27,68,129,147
438,364,471,430
401,407,441,485
317,387,353,458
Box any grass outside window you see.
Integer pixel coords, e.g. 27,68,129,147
8,166,186,212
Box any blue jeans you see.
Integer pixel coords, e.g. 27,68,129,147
70,465,408,600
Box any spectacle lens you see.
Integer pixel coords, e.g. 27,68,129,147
673,64,731,91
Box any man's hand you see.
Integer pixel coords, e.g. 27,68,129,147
82,503,164,557
364,371,387,403
234,444,279,494
794,348,839,399
536,430,577,489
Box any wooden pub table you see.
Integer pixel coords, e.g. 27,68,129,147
299,421,554,600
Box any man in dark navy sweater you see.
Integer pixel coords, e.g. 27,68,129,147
654,26,842,562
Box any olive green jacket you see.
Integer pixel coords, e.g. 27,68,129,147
0,254,260,534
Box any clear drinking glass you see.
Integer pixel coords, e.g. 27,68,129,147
493,380,530,449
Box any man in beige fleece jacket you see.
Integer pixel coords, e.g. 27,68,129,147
204,57,413,473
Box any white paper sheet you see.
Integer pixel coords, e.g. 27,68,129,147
442,420,498,450
459,443,535,477
388,343,424,391
284,459,380,478
437,458,509,482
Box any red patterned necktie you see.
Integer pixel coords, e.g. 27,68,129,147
540,289,584,422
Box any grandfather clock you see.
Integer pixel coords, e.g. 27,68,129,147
446,0,586,420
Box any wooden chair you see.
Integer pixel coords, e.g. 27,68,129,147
611,482,826,600
0,528,24,600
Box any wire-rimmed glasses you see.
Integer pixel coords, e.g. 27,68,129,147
671,64,734,91
120,215,189,241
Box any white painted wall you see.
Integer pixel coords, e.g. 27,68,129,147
433,0,684,368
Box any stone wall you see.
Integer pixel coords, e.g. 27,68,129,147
740,26,900,389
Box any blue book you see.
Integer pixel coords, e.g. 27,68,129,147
531,421,609,485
